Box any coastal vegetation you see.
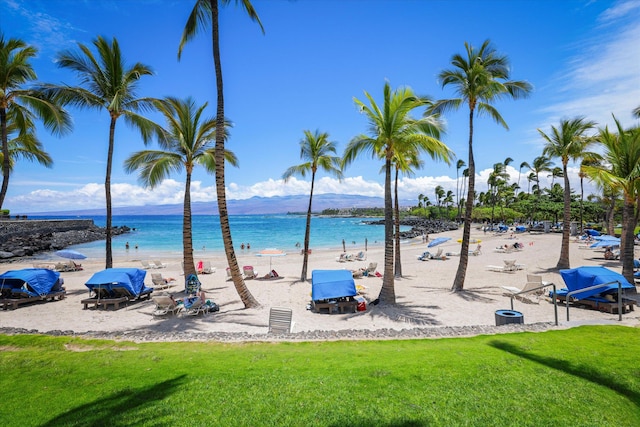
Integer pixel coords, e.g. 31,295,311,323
42,36,162,269
430,39,533,292
0,33,71,211
343,82,450,304
124,97,237,278
1,326,638,425
178,0,264,308
283,130,343,282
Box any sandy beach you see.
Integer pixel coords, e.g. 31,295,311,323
1,228,639,341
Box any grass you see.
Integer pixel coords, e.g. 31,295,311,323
1,325,639,426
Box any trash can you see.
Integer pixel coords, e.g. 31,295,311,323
355,295,366,311
495,309,524,326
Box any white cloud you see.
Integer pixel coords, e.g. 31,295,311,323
8,165,601,213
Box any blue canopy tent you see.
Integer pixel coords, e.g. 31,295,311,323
311,270,357,301
559,266,634,300
584,229,601,236
0,268,63,297
515,225,526,233
85,268,150,297
590,238,620,248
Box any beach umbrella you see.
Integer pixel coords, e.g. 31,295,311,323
590,238,620,248
593,234,618,241
256,248,287,270
55,249,87,260
428,237,451,248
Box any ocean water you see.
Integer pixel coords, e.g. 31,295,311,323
41,214,407,259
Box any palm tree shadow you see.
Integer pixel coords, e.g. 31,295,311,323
489,340,639,407
41,375,187,426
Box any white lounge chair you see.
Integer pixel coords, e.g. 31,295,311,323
151,295,181,317
355,251,367,261
141,260,155,269
152,260,167,269
243,265,258,279
268,307,293,334
200,261,215,274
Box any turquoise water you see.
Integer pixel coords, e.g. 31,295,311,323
41,215,405,259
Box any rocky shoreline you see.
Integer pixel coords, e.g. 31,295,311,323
365,217,460,240
0,322,556,343
0,220,130,260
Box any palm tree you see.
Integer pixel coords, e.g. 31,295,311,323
578,154,602,235
178,0,263,308
583,117,640,282
455,159,465,219
530,155,554,222
124,97,237,278
0,108,54,184
343,81,448,304
283,130,343,282
0,34,71,210
45,36,160,269
633,106,640,118
430,39,532,292
517,161,530,196
539,117,596,269
434,185,445,218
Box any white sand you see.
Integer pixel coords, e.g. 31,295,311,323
1,228,638,339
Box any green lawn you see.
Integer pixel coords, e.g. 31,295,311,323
1,325,639,426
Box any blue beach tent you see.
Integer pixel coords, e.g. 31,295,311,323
311,270,357,301
0,268,62,297
559,266,634,300
85,268,150,297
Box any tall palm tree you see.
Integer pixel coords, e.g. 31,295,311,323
124,97,237,278
633,106,640,118
583,117,640,282
343,82,448,304
430,39,532,292
517,161,530,196
283,130,343,282
455,159,465,219
45,36,160,269
0,34,71,209
179,0,263,308
540,117,596,269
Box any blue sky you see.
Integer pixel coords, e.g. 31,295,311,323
2,0,639,214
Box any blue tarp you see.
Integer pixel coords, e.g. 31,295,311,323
311,270,357,301
85,268,150,297
584,229,601,236
0,268,62,297
515,226,526,232
559,266,634,300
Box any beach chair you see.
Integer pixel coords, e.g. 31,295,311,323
152,260,167,269
430,248,444,260
364,262,377,276
183,295,206,316
501,281,547,303
201,261,215,274
470,245,482,256
417,251,430,261
243,265,258,279
151,295,181,317
141,260,155,269
355,251,367,261
336,253,348,262
151,273,174,290
268,307,293,334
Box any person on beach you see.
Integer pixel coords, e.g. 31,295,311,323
247,243,250,250
241,243,245,250
125,242,130,250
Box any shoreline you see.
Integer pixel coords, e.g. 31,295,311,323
1,228,638,342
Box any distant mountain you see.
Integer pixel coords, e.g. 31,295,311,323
27,194,416,216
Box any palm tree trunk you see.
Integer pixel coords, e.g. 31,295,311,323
300,170,315,281
622,198,636,284
105,116,116,269
453,108,475,291
394,167,402,277
0,107,10,210
183,171,196,277
210,0,258,308
378,157,395,304
556,164,571,269
580,177,584,235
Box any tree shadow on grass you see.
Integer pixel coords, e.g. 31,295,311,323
489,340,639,407
41,375,187,426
